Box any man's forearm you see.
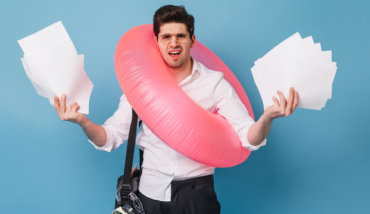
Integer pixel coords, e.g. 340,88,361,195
247,114,273,146
79,117,107,147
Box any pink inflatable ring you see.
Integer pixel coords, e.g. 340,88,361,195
115,24,253,167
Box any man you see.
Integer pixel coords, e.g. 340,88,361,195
54,5,298,214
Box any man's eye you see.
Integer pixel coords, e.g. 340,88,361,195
178,34,186,38
163,35,171,39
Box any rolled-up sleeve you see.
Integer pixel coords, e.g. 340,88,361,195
214,76,266,151
88,94,136,152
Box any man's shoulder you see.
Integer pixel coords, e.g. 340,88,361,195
195,60,224,79
117,94,131,107
194,60,235,93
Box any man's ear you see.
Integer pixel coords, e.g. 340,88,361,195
155,36,160,48
190,34,196,48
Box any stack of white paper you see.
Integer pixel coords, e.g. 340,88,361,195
251,33,337,110
18,21,93,114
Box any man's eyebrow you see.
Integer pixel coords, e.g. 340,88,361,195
159,32,187,36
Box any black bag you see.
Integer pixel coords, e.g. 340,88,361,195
114,108,144,212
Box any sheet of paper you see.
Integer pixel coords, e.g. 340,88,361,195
251,32,337,110
265,32,302,56
257,53,337,99
268,36,315,55
261,57,333,109
75,54,94,114
270,51,333,64
18,21,69,55
24,38,81,104
18,21,93,114
21,58,47,98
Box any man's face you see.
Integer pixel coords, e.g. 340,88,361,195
156,22,195,68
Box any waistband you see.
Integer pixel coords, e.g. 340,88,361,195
171,175,214,190
172,173,213,181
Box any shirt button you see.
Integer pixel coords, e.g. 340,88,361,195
173,162,176,165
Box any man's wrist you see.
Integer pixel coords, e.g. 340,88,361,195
260,113,273,125
78,115,89,129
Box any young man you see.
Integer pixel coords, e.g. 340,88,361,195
54,5,298,214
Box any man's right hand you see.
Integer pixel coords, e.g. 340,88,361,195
54,93,86,125
54,94,107,147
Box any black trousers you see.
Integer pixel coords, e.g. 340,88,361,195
137,175,221,214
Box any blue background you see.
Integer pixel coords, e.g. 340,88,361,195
0,0,369,213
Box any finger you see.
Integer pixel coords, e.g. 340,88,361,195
277,90,287,113
54,95,60,111
72,104,80,113
272,96,280,108
292,91,299,112
70,102,78,111
65,102,76,116
285,87,294,116
60,93,67,113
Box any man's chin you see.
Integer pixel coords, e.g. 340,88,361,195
166,60,185,68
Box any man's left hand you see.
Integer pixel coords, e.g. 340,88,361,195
264,87,299,121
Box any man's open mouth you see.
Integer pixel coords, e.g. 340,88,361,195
168,50,181,56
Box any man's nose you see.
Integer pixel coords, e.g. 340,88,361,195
169,35,179,47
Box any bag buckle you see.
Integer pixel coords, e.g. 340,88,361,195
120,184,131,199
116,182,132,204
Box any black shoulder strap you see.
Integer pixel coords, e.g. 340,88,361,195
120,108,139,202
117,109,145,208
121,110,144,186
139,120,143,170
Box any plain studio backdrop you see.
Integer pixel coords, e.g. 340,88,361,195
0,0,369,213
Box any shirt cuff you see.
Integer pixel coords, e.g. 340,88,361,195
240,125,267,151
88,125,114,152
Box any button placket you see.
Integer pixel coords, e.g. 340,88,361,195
170,149,175,176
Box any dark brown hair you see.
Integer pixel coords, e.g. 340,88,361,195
153,5,195,39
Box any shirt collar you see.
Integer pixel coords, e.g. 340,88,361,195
178,57,201,86
191,57,201,77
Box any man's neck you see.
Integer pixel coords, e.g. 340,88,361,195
167,57,193,84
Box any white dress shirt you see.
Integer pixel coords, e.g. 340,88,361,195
89,59,266,201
